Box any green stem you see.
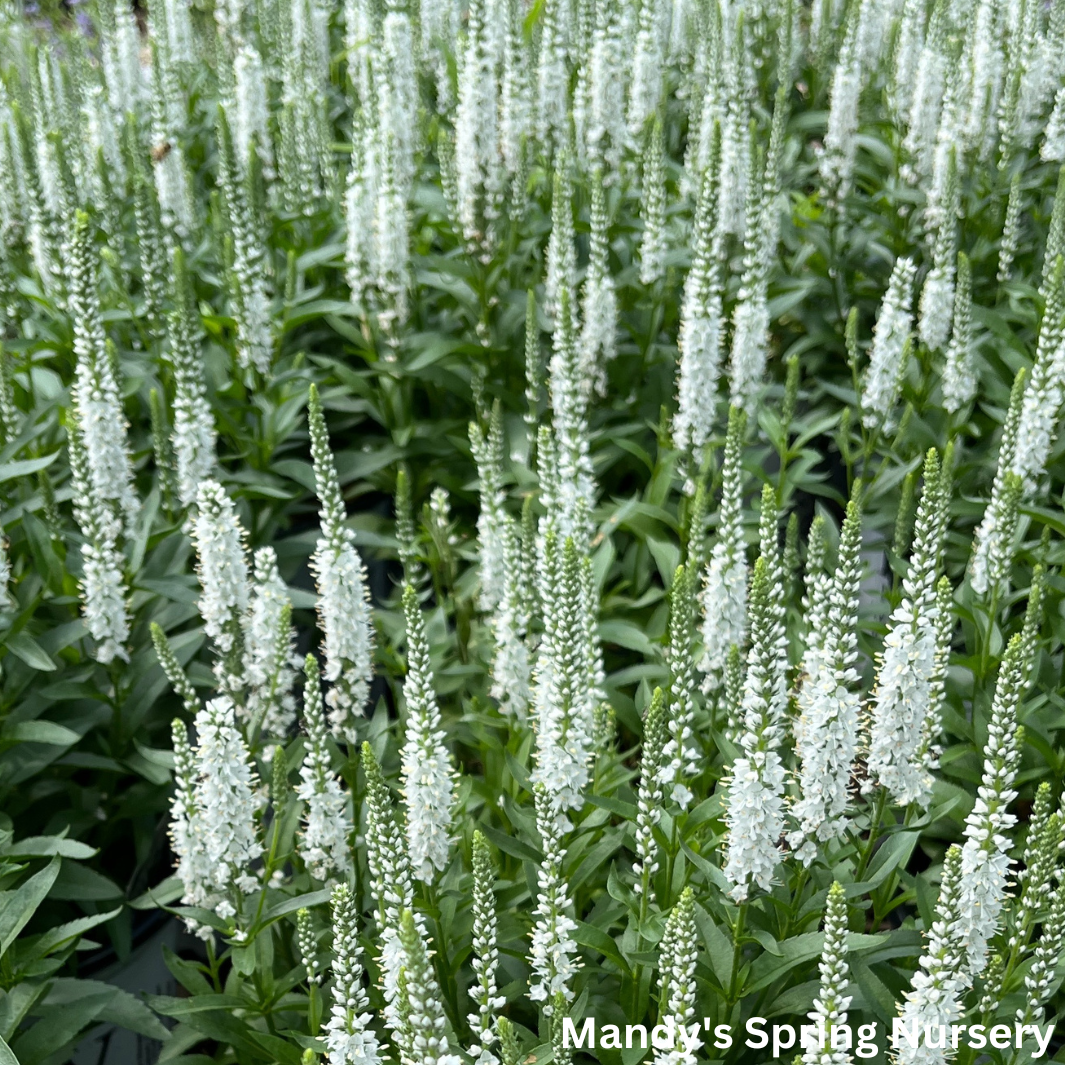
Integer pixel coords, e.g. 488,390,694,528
727,902,748,1006
980,588,1001,681
206,936,222,992
663,813,680,910
855,787,889,883
779,865,808,941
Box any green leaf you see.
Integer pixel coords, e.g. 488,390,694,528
130,874,183,911
598,619,657,656
148,994,247,1018
2,633,58,672
480,824,541,863
744,932,825,994
4,721,79,746
23,908,121,962
863,830,920,890
10,986,113,1065
849,955,896,1022
573,920,629,973
766,979,820,1017
0,857,60,956
0,983,46,1043
694,903,733,989
49,860,122,901
645,537,681,586
161,945,213,996
261,888,331,925
3,835,96,859
95,985,170,1040
0,452,59,485
0,1035,17,1065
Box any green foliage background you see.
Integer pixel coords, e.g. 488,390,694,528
1,0,1065,1061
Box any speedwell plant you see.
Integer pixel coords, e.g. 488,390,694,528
2,0,1065,1062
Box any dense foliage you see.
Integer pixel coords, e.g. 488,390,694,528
2,0,1065,1061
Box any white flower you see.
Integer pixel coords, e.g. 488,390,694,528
866,601,940,807
469,833,503,1065
531,532,596,816
160,0,193,63
902,42,946,184
67,212,138,540
345,109,378,304
470,412,508,615
308,386,375,741
192,480,250,678
535,0,568,148
499,0,532,175
1021,887,1065,1024
67,411,130,665
188,696,265,921
674,165,726,459
547,288,596,544
1043,87,1065,161
490,518,532,718
344,0,375,109
634,689,667,888
545,158,577,330
528,786,580,1010
232,42,273,176
101,0,144,117
578,0,626,171
820,16,862,198
454,0,501,250
862,257,917,430
277,0,329,214
218,110,273,375
380,12,417,195
972,271,1065,592
998,174,1023,283
79,540,130,665
790,501,863,861
1010,343,1065,493
579,173,617,395
728,287,770,416
716,30,749,237
803,883,853,1065
724,749,787,901
955,632,1030,975
396,909,463,1065
674,311,724,458
723,556,789,901
894,847,969,1065
399,584,455,882
314,536,375,738
325,884,382,1065
942,254,975,413
918,265,955,354
167,248,216,507
150,70,194,239
243,549,298,732
890,0,926,123
627,0,662,137
297,658,354,880
867,451,950,807
639,119,667,286
371,130,409,329
361,743,418,1033
660,566,700,811
653,889,701,1065
169,720,211,938
700,409,747,688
